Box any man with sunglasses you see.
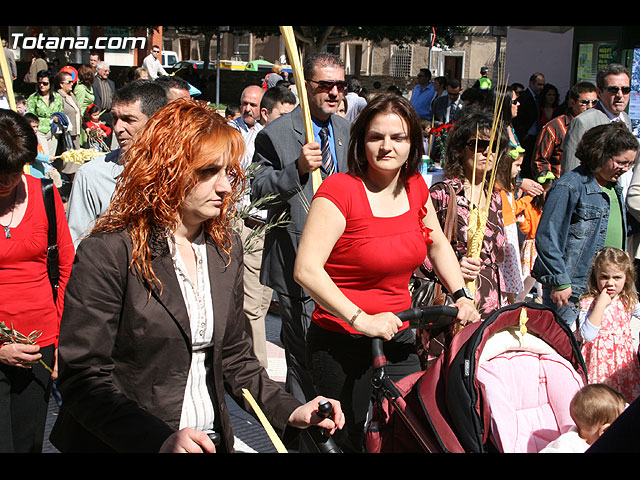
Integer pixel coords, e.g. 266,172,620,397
561,64,634,176
532,81,597,180
251,52,350,451
142,45,168,80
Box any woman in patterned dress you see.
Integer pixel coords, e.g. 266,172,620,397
425,107,509,319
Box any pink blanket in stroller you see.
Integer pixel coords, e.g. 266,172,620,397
477,331,585,453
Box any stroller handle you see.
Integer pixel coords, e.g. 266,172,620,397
396,305,459,326
372,305,459,364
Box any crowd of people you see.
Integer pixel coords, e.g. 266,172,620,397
1,45,640,454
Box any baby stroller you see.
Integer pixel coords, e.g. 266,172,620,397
365,302,588,453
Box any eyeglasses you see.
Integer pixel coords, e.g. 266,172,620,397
511,99,520,105
308,79,348,92
612,158,635,169
152,50,160,54
604,85,631,95
578,99,598,106
60,80,73,84
38,81,49,86
465,139,492,152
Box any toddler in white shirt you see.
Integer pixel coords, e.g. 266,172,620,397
540,383,626,453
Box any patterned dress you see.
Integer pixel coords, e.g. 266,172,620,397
425,178,507,319
578,296,640,403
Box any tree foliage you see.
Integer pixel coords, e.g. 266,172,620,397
228,25,467,54
166,26,467,59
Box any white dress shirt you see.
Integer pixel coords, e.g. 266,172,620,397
169,233,216,432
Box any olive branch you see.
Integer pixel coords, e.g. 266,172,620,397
0,320,53,373
236,163,291,255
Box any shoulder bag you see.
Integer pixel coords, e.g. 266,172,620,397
41,179,60,303
412,182,458,370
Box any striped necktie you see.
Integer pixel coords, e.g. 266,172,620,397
448,101,457,122
319,126,336,175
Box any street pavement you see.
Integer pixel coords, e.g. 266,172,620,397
43,311,287,453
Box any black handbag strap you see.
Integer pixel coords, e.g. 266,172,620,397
41,178,60,303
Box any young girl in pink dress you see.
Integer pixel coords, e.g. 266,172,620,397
577,247,640,403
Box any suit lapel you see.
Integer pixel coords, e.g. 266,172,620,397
332,117,348,173
148,235,234,379
291,106,306,147
149,238,192,348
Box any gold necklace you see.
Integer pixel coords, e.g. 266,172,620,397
0,188,18,239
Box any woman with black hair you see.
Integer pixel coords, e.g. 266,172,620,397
425,107,512,319
540,83,560,127
0,109,74,452
26,69,63,156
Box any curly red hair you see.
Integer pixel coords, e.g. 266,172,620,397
92,99,246,290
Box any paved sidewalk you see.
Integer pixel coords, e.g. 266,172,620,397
43,312,287,453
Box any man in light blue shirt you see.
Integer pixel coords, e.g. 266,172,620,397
66,80,167,247
410,68,436,120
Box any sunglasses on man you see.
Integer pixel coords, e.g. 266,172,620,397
308,79,348,92
603,85,631,95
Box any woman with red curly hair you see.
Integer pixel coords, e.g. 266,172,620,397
50,99,344,453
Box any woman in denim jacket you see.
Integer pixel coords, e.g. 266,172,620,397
532,122,638,328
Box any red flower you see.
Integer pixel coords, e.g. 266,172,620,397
431,121,456,136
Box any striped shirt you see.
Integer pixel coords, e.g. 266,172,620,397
531,113,573,179
169,233,217,432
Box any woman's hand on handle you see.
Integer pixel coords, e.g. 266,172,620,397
288,396,345,435
454,297,480,326
351,311,403,341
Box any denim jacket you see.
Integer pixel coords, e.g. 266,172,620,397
532,165,626,296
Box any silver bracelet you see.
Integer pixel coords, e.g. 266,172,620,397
347,308,362,327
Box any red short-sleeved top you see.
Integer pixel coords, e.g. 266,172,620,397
311,172,432,335
0,175,74,348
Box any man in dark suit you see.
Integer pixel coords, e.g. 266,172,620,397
432,78,462,125
430,79,462,161
512,72,545,179
251,53,350,421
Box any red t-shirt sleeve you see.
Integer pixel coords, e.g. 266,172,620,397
313,173,356,219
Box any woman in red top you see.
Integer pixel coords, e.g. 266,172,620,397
0,110,74,452
294,93,478,452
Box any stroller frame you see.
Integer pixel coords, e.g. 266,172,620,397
366,302,588,453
